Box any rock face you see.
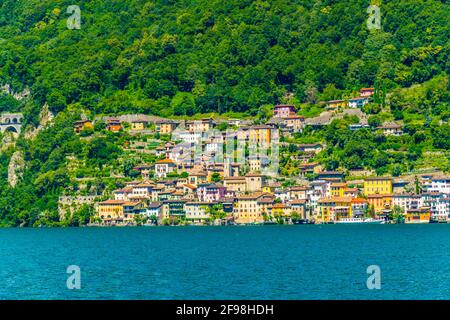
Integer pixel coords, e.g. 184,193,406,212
39,102,54,127
8,151,25,187
0,84,31,100
23,102,55,140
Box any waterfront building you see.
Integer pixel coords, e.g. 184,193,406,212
422,176,450,195
351,198,368,218
317,197,353,223
290,199,309,220
422,193,450,222
367,194,393,215
234,193,274,224
160,199,188,221
145,202,163,218
405,207,431,224
392,194,422,213
184,202,215,224
268,203,290,221
97,200,141,225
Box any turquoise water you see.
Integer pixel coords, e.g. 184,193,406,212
0,225,449,300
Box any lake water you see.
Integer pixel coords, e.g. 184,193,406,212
1,225,449,300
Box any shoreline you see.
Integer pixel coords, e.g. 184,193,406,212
3,223,449,229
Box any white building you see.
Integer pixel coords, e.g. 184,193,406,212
154,159,177,178
392,194,423,213
423,176,450,195
422,193,450,221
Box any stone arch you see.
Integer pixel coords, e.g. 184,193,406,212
4,126,18,133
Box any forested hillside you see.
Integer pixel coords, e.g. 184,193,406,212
0,0,449,226
0,0,449,118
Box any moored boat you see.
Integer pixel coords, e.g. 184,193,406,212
335,218,385,224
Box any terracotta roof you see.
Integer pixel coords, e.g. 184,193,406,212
236,192,272,200
245,172,263,177
190,172,207,176
318,197,353,204
224,176,246,181
274,104,295,108
291,199,307,205
351,198,368,204
378,124,403,129
156,158,176,164
331,183,347,187
365,177,393,181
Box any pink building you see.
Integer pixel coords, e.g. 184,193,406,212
360,88,375,97
197,183,227,202
273,105,296,118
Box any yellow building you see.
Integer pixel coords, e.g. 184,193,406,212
405,208,431,224
131,119,148,130
73,120,94,133
224,176,247,193
97,200,125,223
269,203,290,222
234,193,274,224
248,125,272,144
317,197,353,223
326,100,347,110
330,183,347,197
156,120,178,134
186,118,214,132
245,173,263,193
363,177,393,196
367,194,393,215
262,185,278,194
188,172,208,186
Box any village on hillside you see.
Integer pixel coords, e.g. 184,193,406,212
48,87,450,226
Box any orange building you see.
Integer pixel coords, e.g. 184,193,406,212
73,120,93,133
367,194,392,215
106,119,122,132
